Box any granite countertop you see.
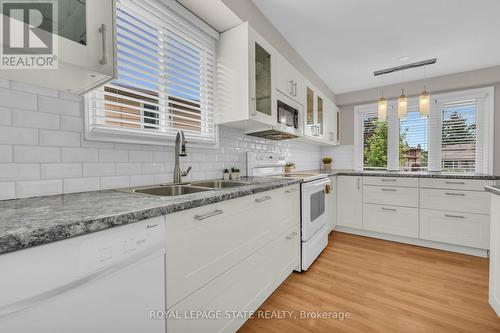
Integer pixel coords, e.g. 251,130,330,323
0,177,300,256
485,185,500,195
303,169,499,180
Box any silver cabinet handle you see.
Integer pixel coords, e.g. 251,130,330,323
445,214,465,219
292,82,298,96
194,209,223,221
382,207,397,212
285,188,297,193
381,188,397,192
289,80,294,95
445,181,465,185
255,196,272,203
381,179,397,182
445,192,465,196
286,231,298,239
98,24,107,65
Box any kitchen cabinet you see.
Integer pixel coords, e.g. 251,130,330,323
217,22,278,127
303,81,338,145
327,176,337,232
363,203,419,238
489,193,500,316
275,53,305,104
165,184,300,333
337,176,363,228
0,0,116,94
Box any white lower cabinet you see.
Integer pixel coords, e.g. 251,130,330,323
363,204,419,238
363,185,418,208
165,185,300,333
489,194,500,316
327,176,337,232
337,176,362,228
167,225,299,333
420,188,490,215
420,209,490,249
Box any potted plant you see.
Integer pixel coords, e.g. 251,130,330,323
322,157,333,171
230,167,240,180
284,162,295,174
223,168,230,180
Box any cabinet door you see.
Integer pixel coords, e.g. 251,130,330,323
323,99,338,144
327,176,337,232
316,91,324,138
305,84,316,137
248,29,276,126
490,195,500,316
58,0,115,76
275,54,305,105
337,176,363,228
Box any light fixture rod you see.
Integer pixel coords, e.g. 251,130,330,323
374,58,437,76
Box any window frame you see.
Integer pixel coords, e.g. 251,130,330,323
354,86,494,174
84,0,219,148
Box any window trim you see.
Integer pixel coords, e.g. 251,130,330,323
354,86,494,174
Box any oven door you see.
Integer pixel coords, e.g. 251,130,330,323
301,178,331,242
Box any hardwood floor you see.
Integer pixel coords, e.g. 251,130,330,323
238,232,500,333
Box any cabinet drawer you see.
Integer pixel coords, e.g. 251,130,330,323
420,178,494,191
166,186,299,308
420,209,489,249
363,204,419,238
420,188,490,215
167,225,299,333
363,185,418,207
363,176,419,188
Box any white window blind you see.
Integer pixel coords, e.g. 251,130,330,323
440,100,477,173
86,0,217,145
400,107,428,171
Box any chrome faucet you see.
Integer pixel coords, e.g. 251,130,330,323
173,130,192,183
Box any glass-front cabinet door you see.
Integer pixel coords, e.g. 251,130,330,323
306,86,315,136
254,43,272,117
317,94,324,136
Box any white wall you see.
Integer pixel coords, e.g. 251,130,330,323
0,80,322,200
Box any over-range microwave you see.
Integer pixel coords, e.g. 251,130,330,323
277,95,299,129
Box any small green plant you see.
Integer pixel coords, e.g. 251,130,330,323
231,167,240,173
223,168,229,173
322,157,333,164
285,162,295,167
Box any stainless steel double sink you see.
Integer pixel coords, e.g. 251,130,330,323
129,180,252,197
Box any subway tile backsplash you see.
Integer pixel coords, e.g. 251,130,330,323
0,81,322,199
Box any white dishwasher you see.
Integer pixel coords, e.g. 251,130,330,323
0,216,166,333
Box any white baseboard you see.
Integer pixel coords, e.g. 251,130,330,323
333,226,489,258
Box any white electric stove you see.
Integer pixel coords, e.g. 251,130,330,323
247,152,331,271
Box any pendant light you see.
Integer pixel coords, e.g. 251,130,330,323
398,88,408,118
378,89,387,122
419,66,430,117
419,87,430,117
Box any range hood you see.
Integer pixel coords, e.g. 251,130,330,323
246,127,300,140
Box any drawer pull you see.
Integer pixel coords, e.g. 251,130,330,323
194,209,223,221
445,181,465,185
381,188,397,192
381,207,397,212
255,196,272,203
445,214,465,219
285,188,297,193
445,192,465,196
286,232,298,240
381,179,397,182
98,24,107,65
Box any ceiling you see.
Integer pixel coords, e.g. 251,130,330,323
177,0,242,33
252,0,500,94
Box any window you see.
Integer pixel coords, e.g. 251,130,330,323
440,102,476,173
85,0,217,145
363,113,387,169
400,108,428,171
354,87,494,174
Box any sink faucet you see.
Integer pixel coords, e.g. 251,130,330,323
173,130,192,183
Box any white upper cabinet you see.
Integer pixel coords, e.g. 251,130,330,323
304,81,338,145
217,22,278,127
274,53,305,104
0,0,116,94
